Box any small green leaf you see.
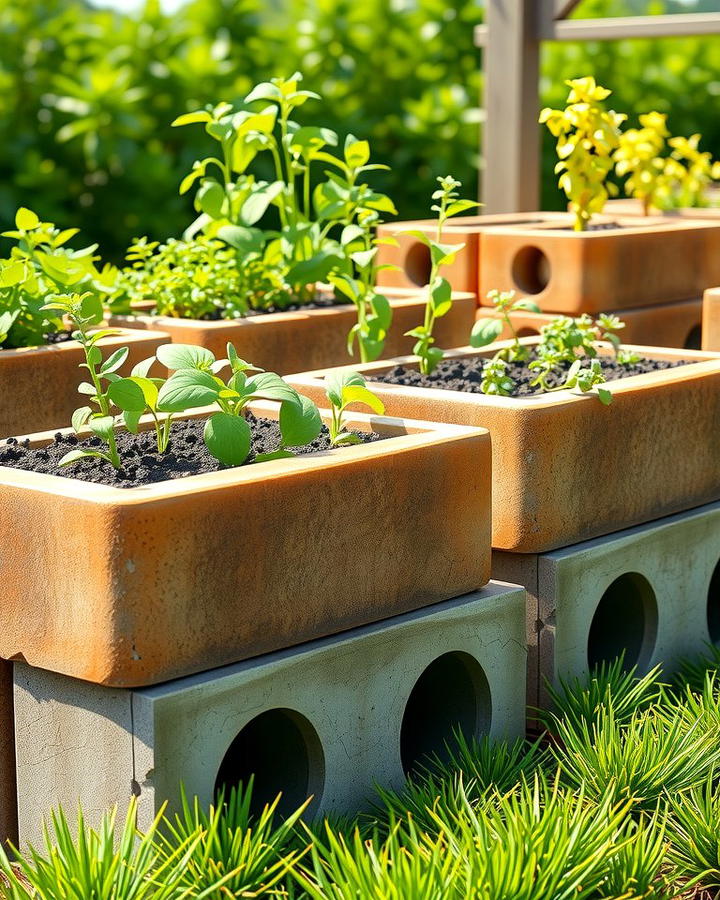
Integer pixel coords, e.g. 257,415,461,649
470,318,503,348
243,372,301,406
598,387,613,405
108,378,148,413
71,406,92,433
131,357,156,378
196,180,226,219
279,395,322,447
77,382,97,396
333,431,362,446
342,385,385,415
100,346,129,375
171,110,213,127
88,416,115,441
203,412,251,466
325,371,365,409
58,448,107,467
15,207,39,231
156,344,215,372
512,298,542,314
157,369,220,412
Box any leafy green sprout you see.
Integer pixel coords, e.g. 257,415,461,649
41,292,127,470
156,342,323,465
480,357,515,397
470,289,541,362
404,175,480,375
324,371,385,446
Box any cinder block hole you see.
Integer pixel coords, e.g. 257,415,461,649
400,652,491,774
516,327,540,337
215,708,324,817
404,241,432,287
684,324,702,350
587,572,658,671
707,558,720,643
511,246,551,295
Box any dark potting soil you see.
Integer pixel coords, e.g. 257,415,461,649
0,414,382,488
201,293,345,320
43,330,75,345
377,353,688,397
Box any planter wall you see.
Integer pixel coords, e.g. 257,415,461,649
606,197,720,220
494,501,720,710
0,330,169,440
13,583,527,842
478,297,703,350
375,214,565,293
286,340,720,554
479,216,720,314
0,404,491,687
108,288,476,375
0,660,16,846
702,287,720,351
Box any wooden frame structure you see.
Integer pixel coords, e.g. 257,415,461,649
476,1,720,212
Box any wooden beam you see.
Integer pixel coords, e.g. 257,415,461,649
481,0,540,213
542,12,720,41
554,0,583,20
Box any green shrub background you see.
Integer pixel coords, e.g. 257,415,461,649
1,0,718,259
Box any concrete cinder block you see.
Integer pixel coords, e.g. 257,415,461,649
14,583,527,845
494,503,720,710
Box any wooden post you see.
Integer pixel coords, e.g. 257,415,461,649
481,0,543,213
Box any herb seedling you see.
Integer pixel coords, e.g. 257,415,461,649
324,371,385,445
470,289,541,361
540,77,626,231
156,342,322,464
662,133,720,209
480,358,515,397
41,292,126,469
404,175,480,375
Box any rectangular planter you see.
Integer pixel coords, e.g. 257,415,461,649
13,583,527,841
0,330,170,440
0,403,491,687
606,197,720,220
477,297,703,351
375,213,568,295
479,215,720,314
286,340,720,554
108,288,476,375
493,501,720,710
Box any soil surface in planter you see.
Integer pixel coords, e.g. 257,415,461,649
377,353,687,397
0,414,382,487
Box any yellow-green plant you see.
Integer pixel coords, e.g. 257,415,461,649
662,133,720,209
614,111,670,215
540,77,626,231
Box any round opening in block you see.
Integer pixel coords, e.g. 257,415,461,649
684,324,702,350
511,246,551,295
400,651,491,775
516,326,540,338
707,558,720,643
587,572,658,671
215,708,324,818
404,241,433,287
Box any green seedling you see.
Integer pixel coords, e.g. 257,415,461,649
480,357,515,397
470,289,540,361
404,175,480,375
41,292,126,469
614,111,670,215
156,342,322,465
324,371,385,446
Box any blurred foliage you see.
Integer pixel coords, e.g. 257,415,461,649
2,0,720,257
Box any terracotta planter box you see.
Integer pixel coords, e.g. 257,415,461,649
479,214,720,314
375,213,565,294
0,404,491,687
0,330,170,440
108,288,476,375
286,340,720,554
606,197,720,220
477,297,703,350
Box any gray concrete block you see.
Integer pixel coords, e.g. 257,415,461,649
493,502,720,710
14,583,527,844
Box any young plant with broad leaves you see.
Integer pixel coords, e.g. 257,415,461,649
614,111,670,216
404,175,479,375
172,73,396,306
155,342,323,464
470,289,540,361
323,371,384,446
540,77,626,231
